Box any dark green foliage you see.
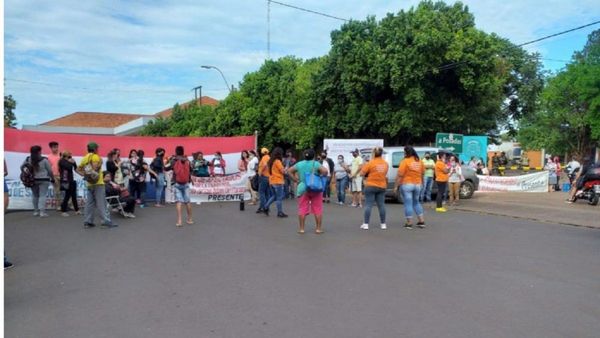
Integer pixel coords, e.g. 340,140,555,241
518,29,600,157
4,95,17,128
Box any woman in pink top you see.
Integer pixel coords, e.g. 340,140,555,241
238,150,249,172
47,141,61,211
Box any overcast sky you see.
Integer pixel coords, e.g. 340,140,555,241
4,0,600,126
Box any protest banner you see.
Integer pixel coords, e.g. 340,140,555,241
323,139,384,164
477,171,549,192
4,128,255,209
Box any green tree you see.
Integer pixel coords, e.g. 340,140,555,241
4,95,17,128
208,56,325,149
312,1,542,145
139,102,216,137
518,29,600,157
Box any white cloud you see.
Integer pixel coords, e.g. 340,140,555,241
4,0,600,126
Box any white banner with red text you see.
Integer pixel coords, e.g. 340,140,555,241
476,171,549,192
3,128,255,209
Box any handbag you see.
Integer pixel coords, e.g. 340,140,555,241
119,188,130,198
250,173,259,191
305,161,325,192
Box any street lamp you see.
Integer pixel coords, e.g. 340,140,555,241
201,65,232,94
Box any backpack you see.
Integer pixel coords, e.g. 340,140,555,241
83,163,99,183
81,154,100,184
132,163,146,183
20,157,36,188
174,158,191,184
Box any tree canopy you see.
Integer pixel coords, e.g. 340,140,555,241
518,29,600,158
141,1,543,150
4,95,17,128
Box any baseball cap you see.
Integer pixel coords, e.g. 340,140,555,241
87,142,98,151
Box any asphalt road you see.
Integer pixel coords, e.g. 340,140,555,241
4,200,600,338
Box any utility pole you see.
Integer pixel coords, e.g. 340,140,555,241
192,85,202,103
267,0,271,59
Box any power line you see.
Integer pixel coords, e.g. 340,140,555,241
517,20,600,47
268,0,349,22
435,20,600,73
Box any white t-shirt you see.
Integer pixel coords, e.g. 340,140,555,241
322,160,330,177
213,159,224,175
248,157,259,177
567,160,581,172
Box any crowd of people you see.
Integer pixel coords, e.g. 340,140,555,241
17,141,248,228
17,139,472,234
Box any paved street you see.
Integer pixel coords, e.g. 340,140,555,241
4,198,600,338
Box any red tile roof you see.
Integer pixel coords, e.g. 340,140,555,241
42,112,146,128
155,96,219,118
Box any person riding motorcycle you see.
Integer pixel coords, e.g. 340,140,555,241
567,158,598,202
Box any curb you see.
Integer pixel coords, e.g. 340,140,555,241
452,207,599,230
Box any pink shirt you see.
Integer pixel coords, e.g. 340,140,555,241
47,153,60,176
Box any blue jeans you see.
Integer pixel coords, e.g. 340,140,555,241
420,176,433,202
402,184,424,219
284,174,293,199
363,186,386,224
265,184,284,214
258,176,271,210
155,172,165,203
322,177,332,199
336,176,348,203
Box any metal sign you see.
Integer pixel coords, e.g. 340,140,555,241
435,133,463,153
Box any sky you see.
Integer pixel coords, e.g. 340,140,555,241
3,0,600,127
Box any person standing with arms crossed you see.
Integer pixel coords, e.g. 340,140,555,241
349,149,364,208
435,152,450,212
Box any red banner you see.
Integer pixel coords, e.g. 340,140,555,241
4,128,255,157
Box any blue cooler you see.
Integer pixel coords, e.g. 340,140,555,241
562,183,571,192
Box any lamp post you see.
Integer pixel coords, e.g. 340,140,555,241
201,65,232,93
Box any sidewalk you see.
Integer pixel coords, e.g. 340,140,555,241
452,191,599,228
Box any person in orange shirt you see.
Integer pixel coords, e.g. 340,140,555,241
257,147,272,214
359,147,389,230
434,152,450,212
395,146,425,229
264,147,288,218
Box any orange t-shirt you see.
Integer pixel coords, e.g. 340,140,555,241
258,155,270,177
360,157,389,189
435,160,449,182
398,157,424,185
268,160,284,185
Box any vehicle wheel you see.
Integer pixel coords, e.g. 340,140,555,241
459,180,475,199
589,194,599,206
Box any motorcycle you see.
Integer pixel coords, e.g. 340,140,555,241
572,179,600,206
